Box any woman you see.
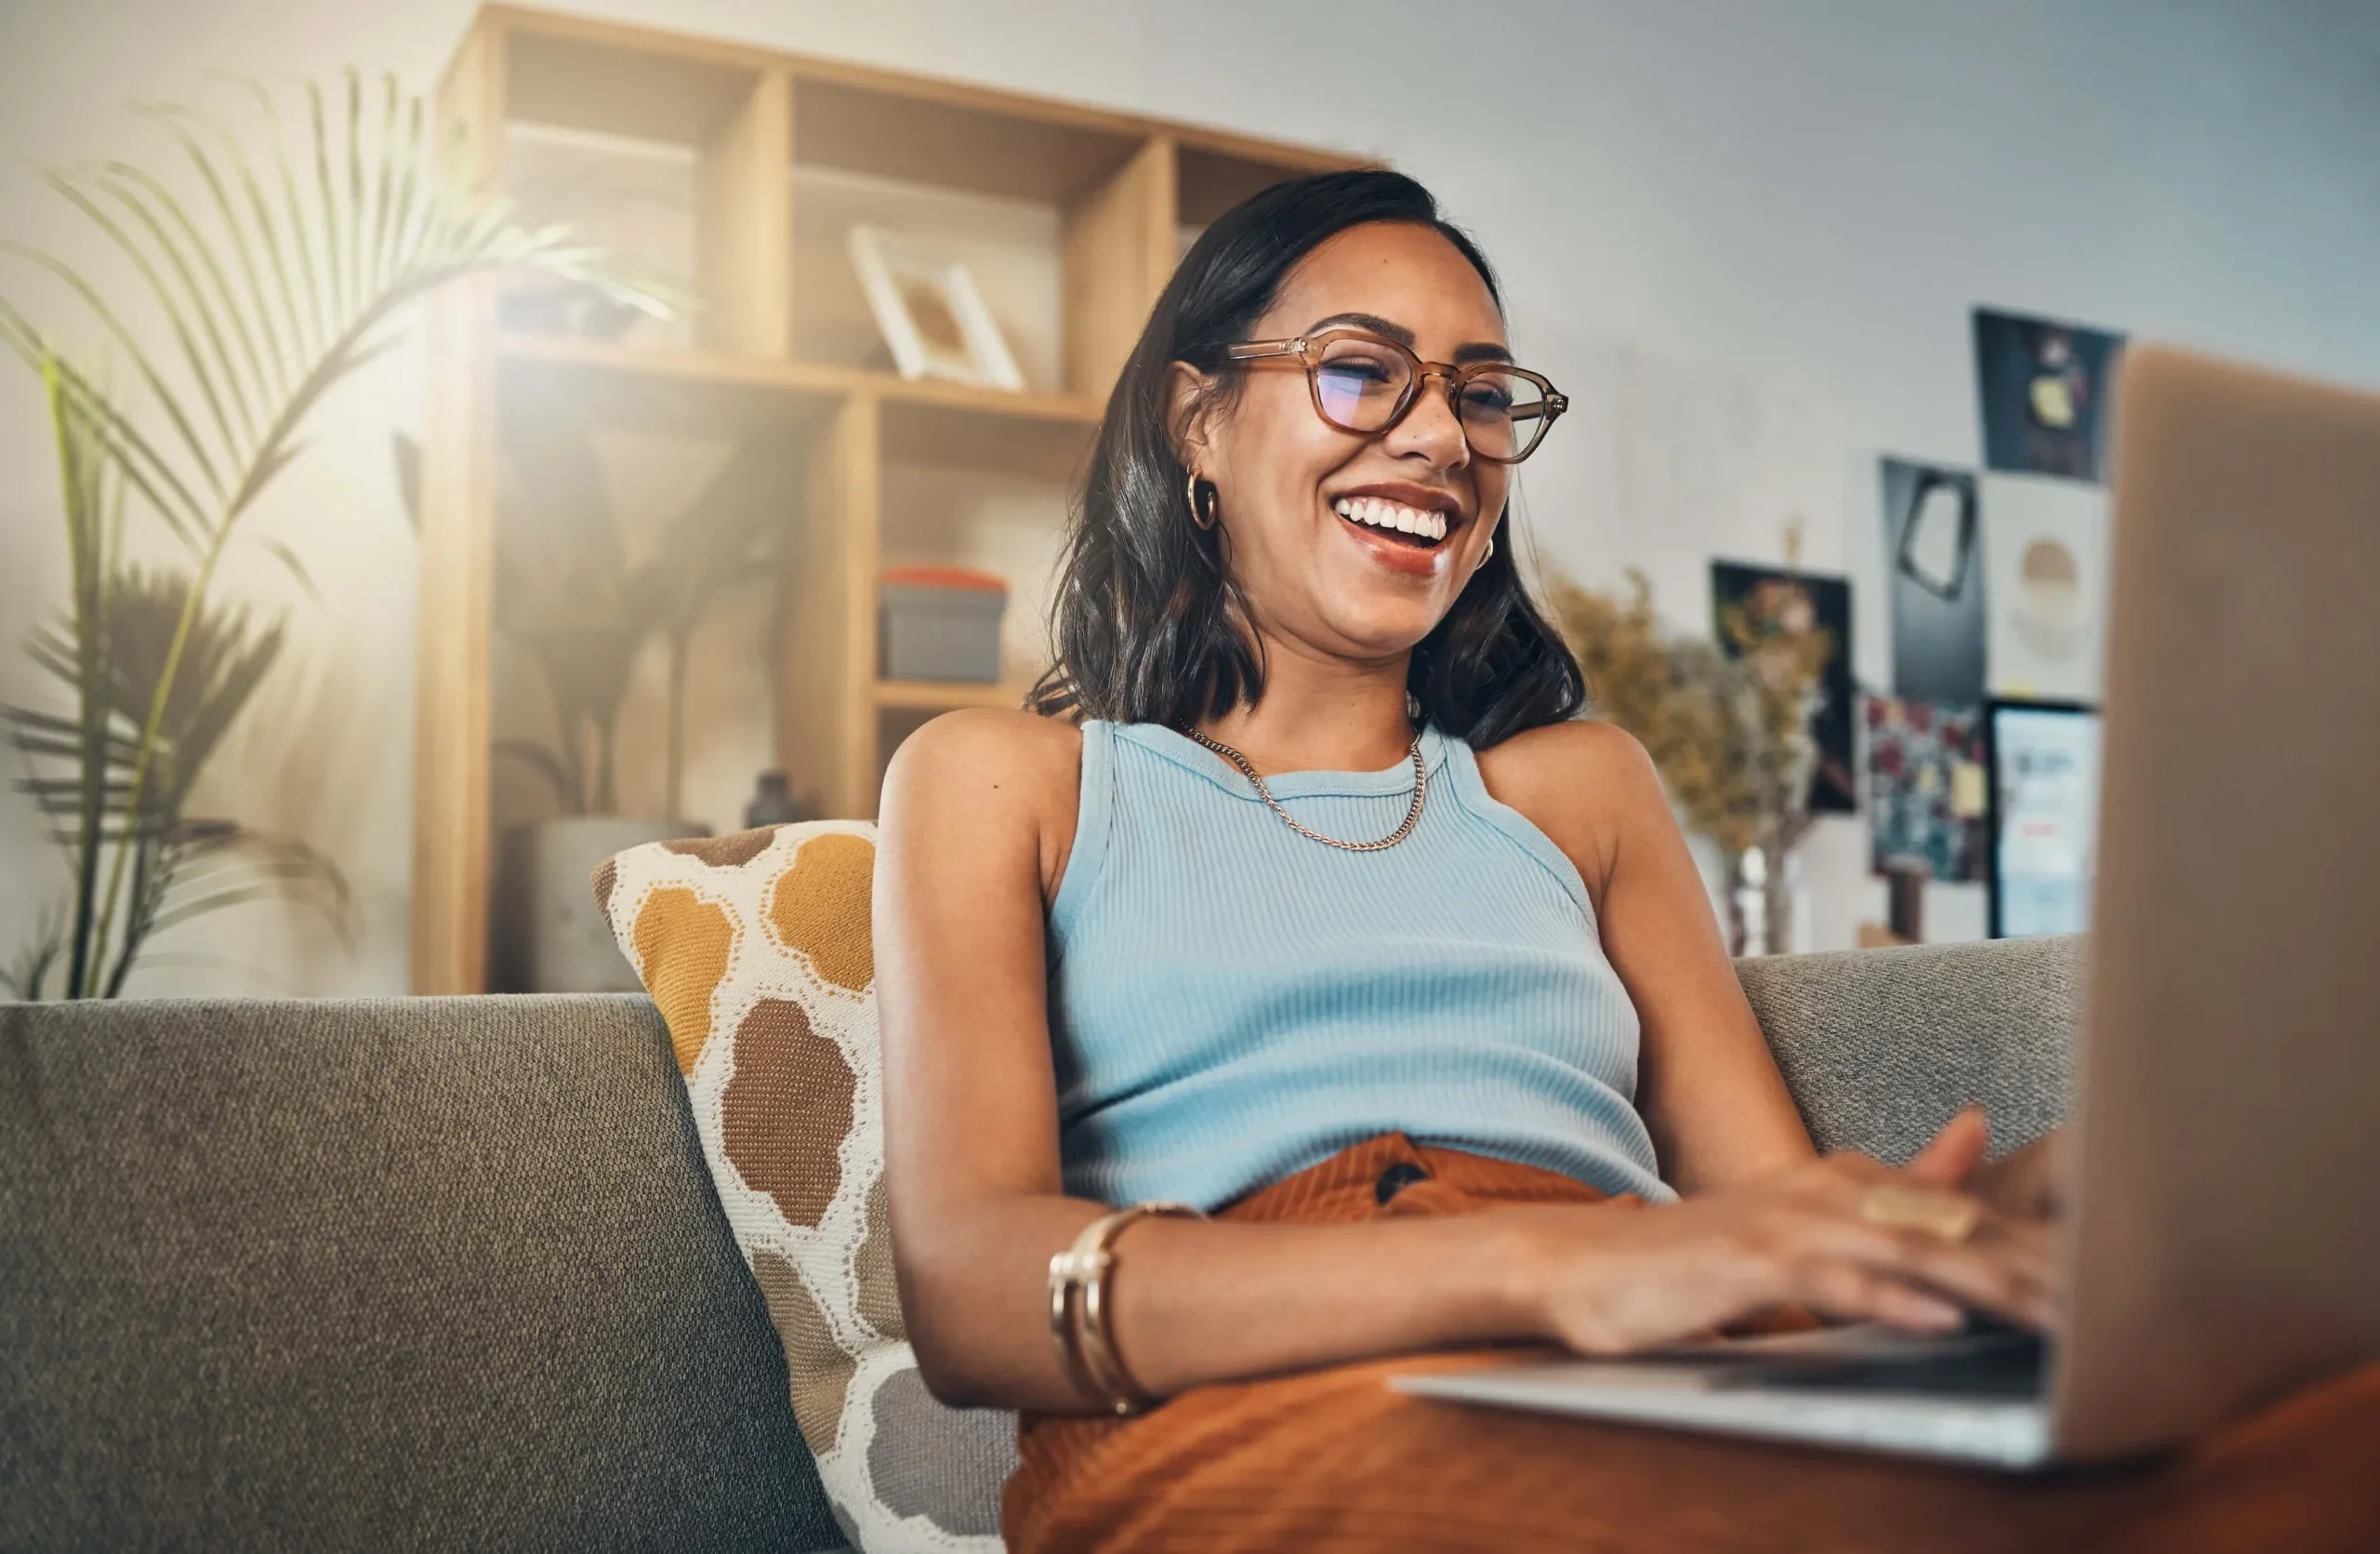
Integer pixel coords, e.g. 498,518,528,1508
875,170,2375,1552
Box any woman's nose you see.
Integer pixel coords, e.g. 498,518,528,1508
1384,374,1471,469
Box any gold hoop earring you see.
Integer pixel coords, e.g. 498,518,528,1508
1474,537,1495,570
1184,472,1218,531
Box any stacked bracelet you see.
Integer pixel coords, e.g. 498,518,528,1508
1047,1202,1206,1415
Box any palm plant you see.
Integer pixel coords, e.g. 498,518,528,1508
2,72,667,998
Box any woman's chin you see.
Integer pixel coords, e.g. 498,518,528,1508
1306,596,1448,663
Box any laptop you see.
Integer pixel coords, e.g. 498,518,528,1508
1394,344,2380,1469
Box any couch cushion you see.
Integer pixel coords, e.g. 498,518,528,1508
1736,935,2079,1163
0,994,849,1554
597,823,1015,1554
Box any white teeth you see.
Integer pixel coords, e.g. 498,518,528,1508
1331,497,1450,543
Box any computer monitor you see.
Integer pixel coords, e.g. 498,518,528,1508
1985,697,2102,938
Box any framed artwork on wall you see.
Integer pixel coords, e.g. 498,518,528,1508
1865,695,1989,883
1974,307,2126,483
1983,472,2109,703
1879,457,1987,706
1710,561,1858,814
1984,697,2102,939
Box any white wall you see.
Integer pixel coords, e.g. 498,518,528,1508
4,0,2377,993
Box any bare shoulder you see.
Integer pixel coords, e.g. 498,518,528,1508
1472,719,1666,897
1474,717,1659,815
879,708,1084,897
884,707,1082,803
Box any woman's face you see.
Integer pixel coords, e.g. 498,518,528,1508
1183,221,1512,669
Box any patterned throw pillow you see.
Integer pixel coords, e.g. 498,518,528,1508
594,822,1017,1553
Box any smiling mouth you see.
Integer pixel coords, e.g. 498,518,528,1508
1332,495,1453,550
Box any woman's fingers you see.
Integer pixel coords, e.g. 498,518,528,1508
1970,1130,2064,1221
1776,1161,2059,1330
1890,1225,2057,1329
1904,1107,1991,1189
1536,1149,2063,1359
1795,1260,1965,1334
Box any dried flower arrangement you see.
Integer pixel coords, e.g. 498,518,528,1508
1548,544,1833,955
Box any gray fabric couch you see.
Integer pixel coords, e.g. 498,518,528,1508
1,936,2078,1552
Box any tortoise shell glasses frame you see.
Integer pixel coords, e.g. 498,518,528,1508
1221,327,1568,464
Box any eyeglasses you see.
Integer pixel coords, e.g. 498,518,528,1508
1222,328,1567,464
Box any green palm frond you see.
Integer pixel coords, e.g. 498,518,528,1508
14,568,282,825
4,70,674,997
95,566,285,805
1,71,664,556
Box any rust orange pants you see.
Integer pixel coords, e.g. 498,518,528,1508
1004,1134,2380,1553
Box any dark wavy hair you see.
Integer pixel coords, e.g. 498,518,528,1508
1025,168,1585,747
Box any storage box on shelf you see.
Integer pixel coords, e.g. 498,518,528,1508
411,3,1358,992
879,567,1009,684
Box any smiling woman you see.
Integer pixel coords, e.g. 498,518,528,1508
866,169,2370,1553
1024,174,1583,746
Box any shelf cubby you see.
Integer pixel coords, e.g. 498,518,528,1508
410,2,1360,991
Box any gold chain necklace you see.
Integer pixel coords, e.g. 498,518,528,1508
1183,727,1428,853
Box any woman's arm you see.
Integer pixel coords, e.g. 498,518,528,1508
1476,721,1818,1194
881,712,2052,1413
876,710,1540,1409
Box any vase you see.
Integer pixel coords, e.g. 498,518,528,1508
493,817,707,992
743,770,819,829
1729,846,1766,957
1728,841,1806,959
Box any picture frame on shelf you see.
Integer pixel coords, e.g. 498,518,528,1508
848,223,1025,391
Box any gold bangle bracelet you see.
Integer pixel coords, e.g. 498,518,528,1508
1047,1202,1206,1415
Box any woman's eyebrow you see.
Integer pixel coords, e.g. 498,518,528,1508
1304,312,1514,365
1307,311,1414,344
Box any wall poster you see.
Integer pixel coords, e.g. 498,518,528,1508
1983,473,2109,703
1986,698,2102,938
1866,696,1989,883
1974,307,2126,483
1879,457,1987,706
1711,561,1858,815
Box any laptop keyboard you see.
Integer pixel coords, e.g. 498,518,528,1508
1718,1330,2047,1401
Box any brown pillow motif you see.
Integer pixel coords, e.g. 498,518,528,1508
595,821,1014,1552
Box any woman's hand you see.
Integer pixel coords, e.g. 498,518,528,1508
1908,1107,2064,1222
1505,1122,2059,1357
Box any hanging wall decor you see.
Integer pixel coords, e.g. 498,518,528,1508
1710,561,1858,815
1982,472,2109,702
1973,307,2126,483
1984,697,2101,938
1866,696,1989,883
1879,457,1988,706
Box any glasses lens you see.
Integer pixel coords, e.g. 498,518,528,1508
1312,336,1412,432
1457,369,1552,461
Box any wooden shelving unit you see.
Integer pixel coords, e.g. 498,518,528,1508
410,4,1358,992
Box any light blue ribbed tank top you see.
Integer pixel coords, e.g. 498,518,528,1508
1048,720,1673,1212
